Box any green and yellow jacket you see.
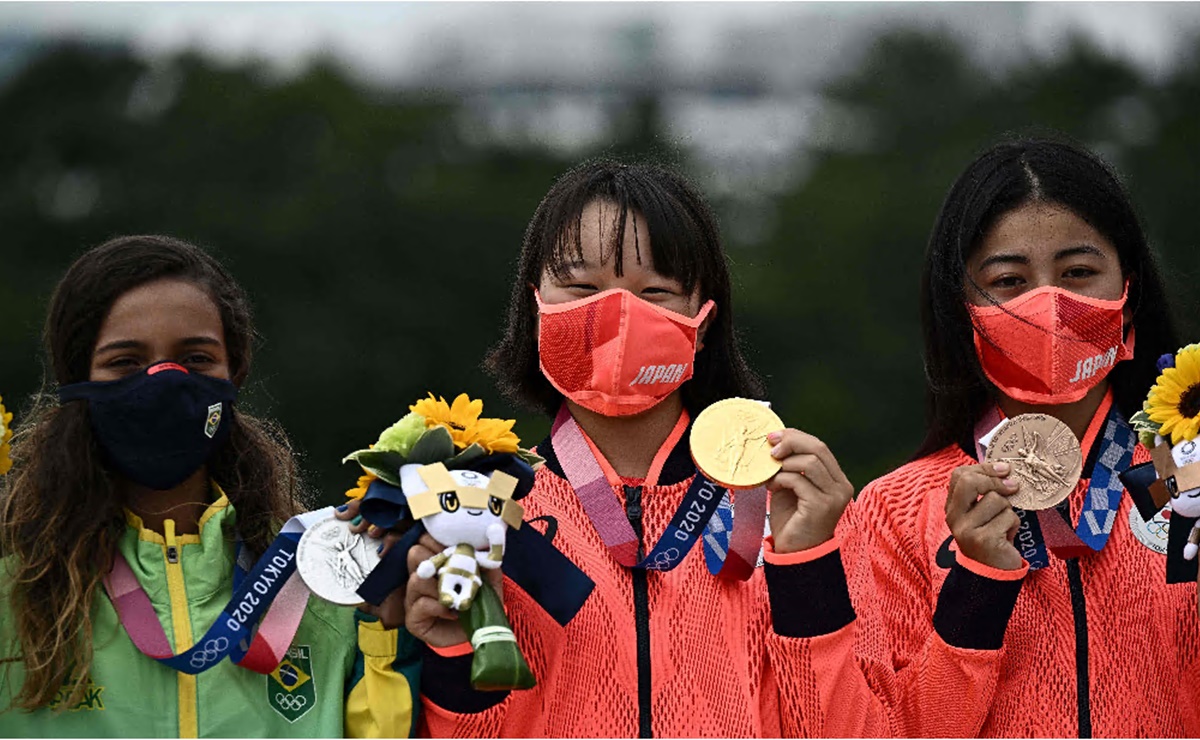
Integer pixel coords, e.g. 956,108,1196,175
0,492,419,738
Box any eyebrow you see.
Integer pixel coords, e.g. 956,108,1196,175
94,336,222,354
977,253,1028,270
977,243,1107,270
1053,244,1106,260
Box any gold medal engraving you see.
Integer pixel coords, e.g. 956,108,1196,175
690,398,784,489
984,413,1082,510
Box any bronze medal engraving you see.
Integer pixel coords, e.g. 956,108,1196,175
984,413,1082,510
690,398,785,489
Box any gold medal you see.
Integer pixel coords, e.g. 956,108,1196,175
690,398,785,489
984,413,1082,510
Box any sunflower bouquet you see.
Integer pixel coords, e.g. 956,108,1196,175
0,394,13,476
343,393,540,499
343,393,541,691
1130,344,1200,563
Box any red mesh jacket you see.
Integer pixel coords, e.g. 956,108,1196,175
418,419,824,738
819,394,1200,736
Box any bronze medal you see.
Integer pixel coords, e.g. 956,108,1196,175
984,413,1082,510
690,398,785,489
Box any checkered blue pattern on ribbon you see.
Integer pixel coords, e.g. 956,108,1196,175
1077,407,1137,551
702,492,735,573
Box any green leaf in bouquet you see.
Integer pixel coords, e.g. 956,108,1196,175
341,449,406,487
516,449,546,469
406,425,455,465
1130,409,1161,449
445,443,487,469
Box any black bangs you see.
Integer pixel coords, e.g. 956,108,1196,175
537,161,703,294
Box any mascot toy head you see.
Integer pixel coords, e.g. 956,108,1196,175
400,462,525,548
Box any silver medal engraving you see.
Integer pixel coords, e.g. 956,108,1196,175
296,517,383,605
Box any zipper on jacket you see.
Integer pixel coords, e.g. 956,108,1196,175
163,520,199,738
1065,559,1092,738
624,485,653,739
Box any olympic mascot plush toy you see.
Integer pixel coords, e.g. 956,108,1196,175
401,463,523,609
1129,345,1200,561
342,393,540,690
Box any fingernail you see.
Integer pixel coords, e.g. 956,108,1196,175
1003,477,1019,490
771,444,783,458
767,431,782,444
993,462,1010,474
376,544,384,554
336,504,349,512
351,515,363,526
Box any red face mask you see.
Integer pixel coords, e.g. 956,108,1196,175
536,288,714,417
968,284,1134,405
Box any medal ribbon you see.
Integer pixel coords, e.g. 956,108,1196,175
552,404,740,573
1073,404,1137,550
104,507,330,674
702,486,768,580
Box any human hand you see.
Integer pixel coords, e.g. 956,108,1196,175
404,533,503,648
766,428,855,554
945,461,1024,571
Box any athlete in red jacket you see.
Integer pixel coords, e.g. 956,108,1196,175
783,138,1200,736
403,161,877,737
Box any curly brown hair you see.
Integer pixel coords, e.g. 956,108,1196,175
0,235,304,710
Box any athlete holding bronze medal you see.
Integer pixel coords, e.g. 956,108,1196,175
0,237,418,737
795,138,1199,736
401,160,855,738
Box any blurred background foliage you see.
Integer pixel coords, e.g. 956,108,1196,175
2,28,1199,505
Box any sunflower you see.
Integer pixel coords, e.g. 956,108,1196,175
410,393,482,446
345,471,377,500
409,392,520,453
0,394,13,476
1146,345,1200,444
460,417,521,454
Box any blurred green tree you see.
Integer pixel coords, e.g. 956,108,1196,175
1,30,1196,504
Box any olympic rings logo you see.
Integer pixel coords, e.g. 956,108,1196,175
647,548,680,571
275,693,308,711
188,637,230,669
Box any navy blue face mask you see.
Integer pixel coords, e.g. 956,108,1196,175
58,362,239,490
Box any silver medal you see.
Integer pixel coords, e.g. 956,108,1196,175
296,517,383,605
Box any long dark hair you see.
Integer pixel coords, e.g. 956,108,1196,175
485,158,764,416
1,235,302,710
917,136,1178,458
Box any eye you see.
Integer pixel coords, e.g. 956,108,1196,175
565,283,599,296
181,353,215,367
641,287,677,298
1063,266,1098,280
989,274,1025,290
102,356,145,377
439,492,460,513
488,496,503,516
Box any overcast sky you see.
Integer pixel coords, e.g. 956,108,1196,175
3,2,1200,86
